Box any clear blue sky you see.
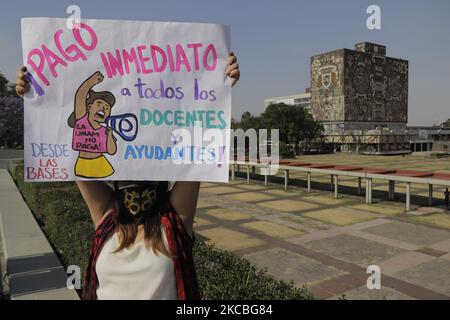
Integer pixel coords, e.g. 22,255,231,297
1,0,449,125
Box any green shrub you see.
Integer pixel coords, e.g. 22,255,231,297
10,164,312,300
431,153,449,158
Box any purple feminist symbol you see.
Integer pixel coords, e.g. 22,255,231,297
171,132,181,145
25,72,45,97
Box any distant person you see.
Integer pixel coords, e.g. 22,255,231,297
445,188,450,210
15,52,240,300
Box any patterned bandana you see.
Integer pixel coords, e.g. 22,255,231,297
122,187,157,215
114,181,168,220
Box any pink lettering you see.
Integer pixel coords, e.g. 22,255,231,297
54,29,87,62
101,50,124,77
100,52,112,78
72,23,98,51
151,45,167,72
25,22,98,87
123,48,141,74
137,45,153,74
175,44,191,72
166,45,175,71
203,44,217,71
187,43,202,70
99,43,219,78
27,48,49,86
42,45,67,78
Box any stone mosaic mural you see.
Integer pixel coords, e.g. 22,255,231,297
310,43,408,124
345,51,408,123
310,50,345,122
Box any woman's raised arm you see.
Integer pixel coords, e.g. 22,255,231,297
76,181,116,228
169,182,200,238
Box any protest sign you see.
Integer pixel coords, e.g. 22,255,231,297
21,17,231,182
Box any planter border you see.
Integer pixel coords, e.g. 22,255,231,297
0,169,79,300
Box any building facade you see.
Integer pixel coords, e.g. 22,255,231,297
264,91,311,112
406,126,450,153
309,42,410,154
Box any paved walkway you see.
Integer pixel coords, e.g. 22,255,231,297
0,169,79,300
195,178,450,300
0,233,5,299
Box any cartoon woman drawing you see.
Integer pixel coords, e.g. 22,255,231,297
68,71,117,178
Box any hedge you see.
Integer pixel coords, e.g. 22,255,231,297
10,164,313,300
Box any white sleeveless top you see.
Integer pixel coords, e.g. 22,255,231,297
96,229,177,300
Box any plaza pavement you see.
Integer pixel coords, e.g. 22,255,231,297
195,154,450,300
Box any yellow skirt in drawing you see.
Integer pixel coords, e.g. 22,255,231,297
75,155,114,178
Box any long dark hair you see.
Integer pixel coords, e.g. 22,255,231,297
112,181,172,257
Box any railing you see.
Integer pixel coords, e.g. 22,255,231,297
230,160,450,211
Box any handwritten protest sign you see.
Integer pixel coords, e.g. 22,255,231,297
21,18,231,182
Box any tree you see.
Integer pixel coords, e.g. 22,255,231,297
0,72,8,97
262,103,319,154
300,117,324,152
232,104,324,155
232,111,264,131
441,119,450,128
0,72,19,97
0,96,24,148
261,103,291,143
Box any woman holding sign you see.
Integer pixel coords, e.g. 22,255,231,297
15,52,240,300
